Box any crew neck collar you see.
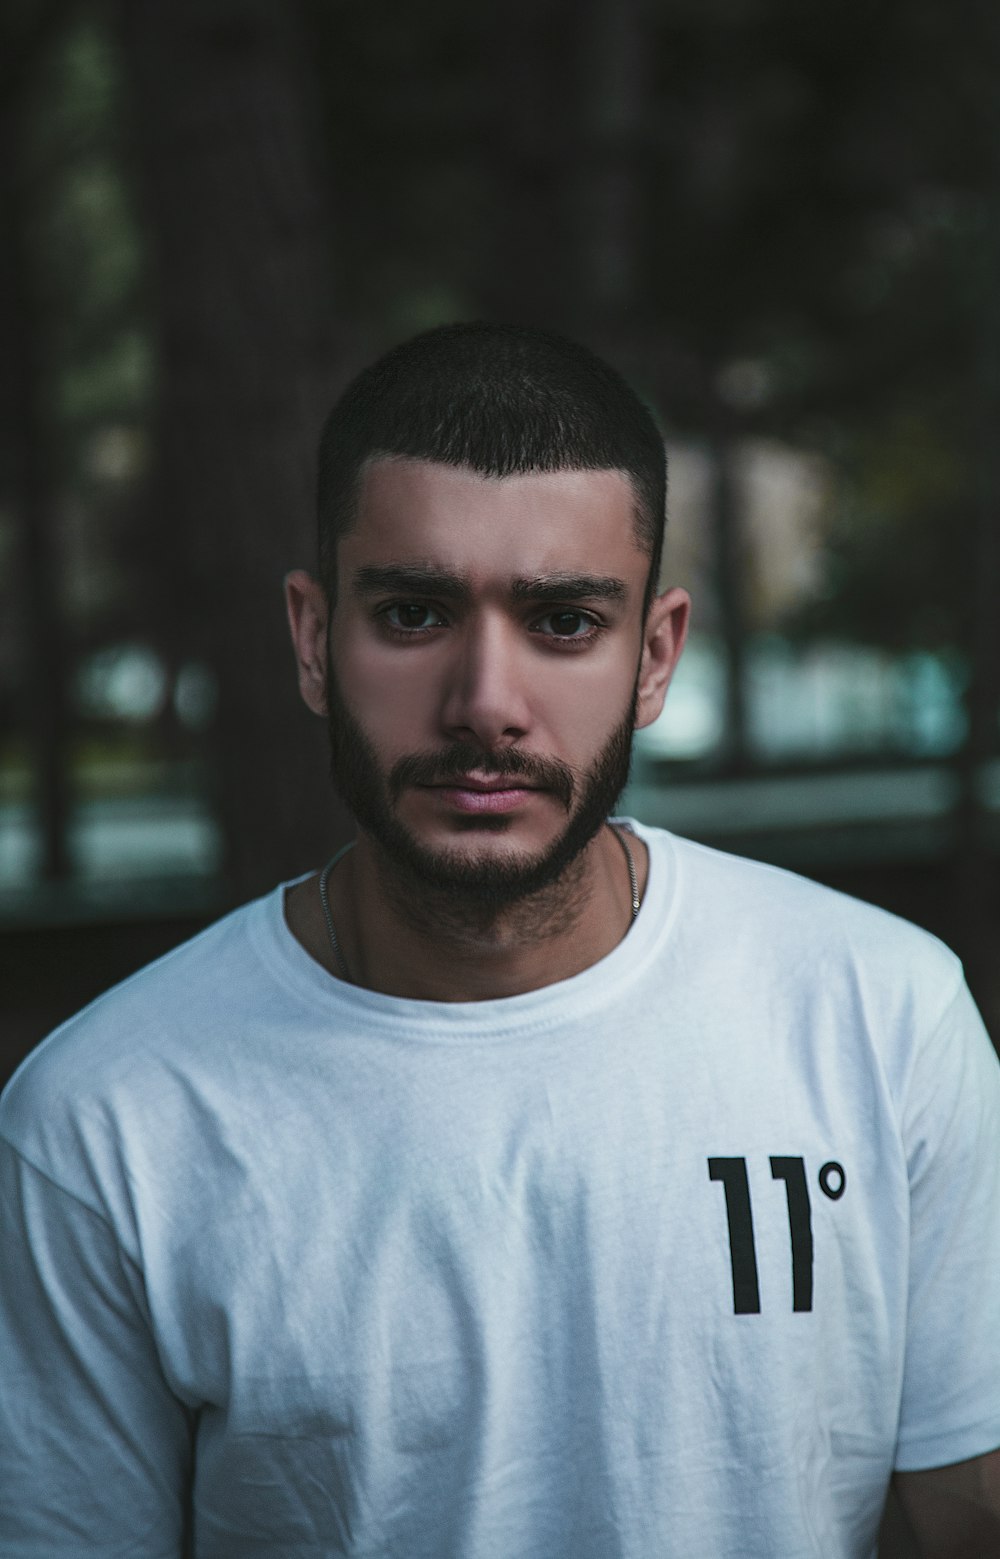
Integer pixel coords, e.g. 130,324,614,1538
247,821,678,1043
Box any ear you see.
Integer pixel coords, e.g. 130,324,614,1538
285,570,330,718
634,586,691,731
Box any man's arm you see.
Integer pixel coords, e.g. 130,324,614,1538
892,1449,1000,1558
888,970,1000,1552
0,1138,193,1554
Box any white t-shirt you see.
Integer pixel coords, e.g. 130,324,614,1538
2,823,999,1558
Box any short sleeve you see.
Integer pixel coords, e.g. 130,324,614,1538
894,977,1000,1470
0,1140,193,1556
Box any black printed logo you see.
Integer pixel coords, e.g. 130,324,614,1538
708,1156,846,1314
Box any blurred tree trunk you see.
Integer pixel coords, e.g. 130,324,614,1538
482,0,579,328
950,20,1000,1008
0,2,74,885
484,0,648,343
118,0,350,902
573,0,647,332
950,208,1000,1005
0,171,72,882
708,431,750,773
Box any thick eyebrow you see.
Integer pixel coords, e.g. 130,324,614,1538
351,564,474,602
351,563,628,606
509,573,627,604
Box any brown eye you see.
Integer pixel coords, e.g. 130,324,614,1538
383,603,445,632
537,610,595,639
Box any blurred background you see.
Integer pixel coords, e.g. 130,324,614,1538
1,2,998,1548
3,2,999,996
4,0,1000,1052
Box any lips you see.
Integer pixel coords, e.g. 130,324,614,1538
425,776,540,814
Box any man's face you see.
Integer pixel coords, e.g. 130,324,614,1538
310,458,684,908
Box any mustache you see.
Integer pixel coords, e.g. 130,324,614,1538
389,744,576,810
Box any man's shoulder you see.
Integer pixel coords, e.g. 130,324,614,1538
0,893,271,1166
642,823,964,990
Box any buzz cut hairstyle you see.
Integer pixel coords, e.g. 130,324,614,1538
315,320,668,612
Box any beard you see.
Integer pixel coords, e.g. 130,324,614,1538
324,657,637,922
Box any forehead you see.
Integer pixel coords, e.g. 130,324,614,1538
343,457,646,581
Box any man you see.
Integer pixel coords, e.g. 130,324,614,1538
1,323,998,1558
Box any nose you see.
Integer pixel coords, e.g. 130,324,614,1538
438,612,532,748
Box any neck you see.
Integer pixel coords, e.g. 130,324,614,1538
373,834,594,946
287,822,645,1003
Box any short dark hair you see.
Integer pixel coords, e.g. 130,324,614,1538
316,321,667,610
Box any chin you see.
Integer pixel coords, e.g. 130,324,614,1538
404,805,559,857
372,802,603,908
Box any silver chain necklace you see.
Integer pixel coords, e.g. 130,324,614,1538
318,823,640,984
613,824,641,921
318,840,355,981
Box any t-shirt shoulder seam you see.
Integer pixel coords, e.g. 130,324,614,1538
934,963,972,1022
896,962,983,1117
1,1135,130,1254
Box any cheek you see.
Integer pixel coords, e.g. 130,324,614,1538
333,638,438,741
534,644,638,709
518,656,639,763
